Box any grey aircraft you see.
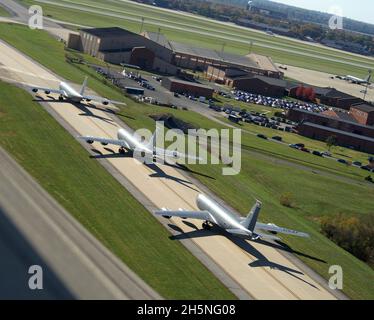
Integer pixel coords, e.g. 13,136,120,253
31,76,126,106
155,194,310,241
79,127,200,163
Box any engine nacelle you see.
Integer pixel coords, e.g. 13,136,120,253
86,140,94,144
103,101,109,105
86,99,91,102
101,142,108,146
44,90,51,95
162,215,172,219
32,88,38,93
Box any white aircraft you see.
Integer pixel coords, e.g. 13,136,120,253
78,127,200,163
344,74,371,85
31,76,126,106
155,194,310,241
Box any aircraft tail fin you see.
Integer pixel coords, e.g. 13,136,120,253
240,200,262,232
146,127,162,152
80,76,88,95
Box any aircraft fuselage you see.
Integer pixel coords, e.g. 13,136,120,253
196,194,249,233
59,82,83,102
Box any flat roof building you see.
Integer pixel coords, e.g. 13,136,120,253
350,103,374,126
287,108,374,138
298,122,374,153
162,77,214,98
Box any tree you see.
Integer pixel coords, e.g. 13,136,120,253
369,156,374,167
326,135,337,151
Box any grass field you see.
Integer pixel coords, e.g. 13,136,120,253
113,93,374,300
19,0,374,78
0,80,236,299
1,23,373,299
0,5,11,17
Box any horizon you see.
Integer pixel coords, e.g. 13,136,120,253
271,0,374,25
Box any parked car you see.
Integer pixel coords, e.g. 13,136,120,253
272,136,282,141
257,134,268,140
361,165,372,171
300,147,310,153
312,151,322,157
321,151,332,157
337,159,348,165
294,143,305,148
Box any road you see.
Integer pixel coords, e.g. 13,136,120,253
0,147,161,299
0,36,345,300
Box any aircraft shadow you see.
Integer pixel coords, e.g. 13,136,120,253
145,163,200,192
166,221,321,290
227,235,320,290
89,149,199,192
33,97,116,125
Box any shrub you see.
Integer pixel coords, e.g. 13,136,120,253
280,192,294,208
320,214,374,268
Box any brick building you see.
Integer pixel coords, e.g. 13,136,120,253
298,122,374,153
350,103,374,126
287,109,374,138
161,77,214,98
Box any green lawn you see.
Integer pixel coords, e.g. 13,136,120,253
0,80,235,299
19,0,374,77
0,5,11,17
115,99,374,300
1,22,373,299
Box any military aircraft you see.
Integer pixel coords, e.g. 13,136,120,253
79,127,200,163
156,194,310,241
31,76,126,106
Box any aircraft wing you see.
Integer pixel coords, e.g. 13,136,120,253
82,94,127,106
78,136,130,149
154,209,216,223
31,86,64,95
256,223,310,238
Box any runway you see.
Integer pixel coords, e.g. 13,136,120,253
0,147,161,299
24,0,374,70
0,38,340,300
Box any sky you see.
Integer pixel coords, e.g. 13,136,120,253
272,0,374,25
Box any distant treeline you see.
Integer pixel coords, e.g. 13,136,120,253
211,0,374,36
134,0,374,55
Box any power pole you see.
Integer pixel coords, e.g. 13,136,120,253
363,70,372,101
249,40,253,54
156,27,161,43
139,17,145,34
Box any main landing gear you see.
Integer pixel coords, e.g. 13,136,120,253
119,147,126,154
202,221,212,230
58,95,64,101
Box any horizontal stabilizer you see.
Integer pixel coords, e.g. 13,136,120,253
154,209,216,223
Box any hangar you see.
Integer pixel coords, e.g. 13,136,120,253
68,27,178,74
68,27,282,78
